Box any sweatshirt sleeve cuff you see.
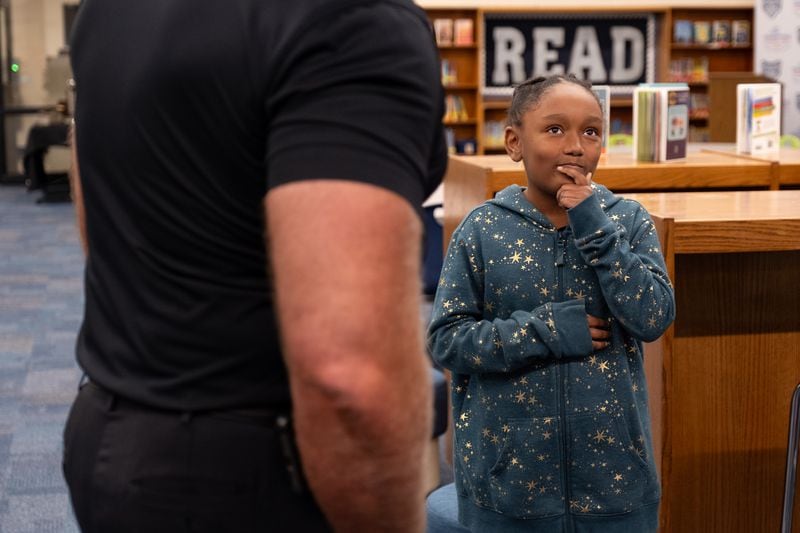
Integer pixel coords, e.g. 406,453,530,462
567,193,612,240
553,299,592,358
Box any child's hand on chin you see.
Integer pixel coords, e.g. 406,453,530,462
556,167,594,209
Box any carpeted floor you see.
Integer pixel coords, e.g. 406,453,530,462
0,183,83,533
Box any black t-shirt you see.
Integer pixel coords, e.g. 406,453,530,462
70,0,446,411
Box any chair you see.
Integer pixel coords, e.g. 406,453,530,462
782,383,800,533
426,483,469,533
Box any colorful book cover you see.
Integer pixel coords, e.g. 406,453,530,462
732,20,750,45
453,18,474,46
737,83,781,155
433,18,453,46
664,89,689,160
712,20,731,46
694,21,711,44
634,84,689,162
673,20,693,44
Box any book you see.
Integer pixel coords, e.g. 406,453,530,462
440,59,457,86
732,20,751,45
712,20,731,46
433,18,453,46
633,84,689,162
453,18,474,46
736,83,781,156
673,20,694,44
592,85,611,154
694,21,711,44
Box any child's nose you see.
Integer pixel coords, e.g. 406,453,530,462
563,132,584,155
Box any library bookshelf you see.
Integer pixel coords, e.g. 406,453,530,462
425,6,754,154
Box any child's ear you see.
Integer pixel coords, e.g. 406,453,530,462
505,126,522,162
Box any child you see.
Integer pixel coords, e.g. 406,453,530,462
428,75,675,532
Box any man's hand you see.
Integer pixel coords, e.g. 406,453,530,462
556,167,594,210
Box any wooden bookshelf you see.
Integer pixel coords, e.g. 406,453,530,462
425,6,754,154
667,8,754,142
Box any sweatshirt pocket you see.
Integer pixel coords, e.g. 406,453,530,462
567,413,659,516
477,417,564,519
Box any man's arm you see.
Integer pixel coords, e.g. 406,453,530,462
266,180,431,532
68,124,88,255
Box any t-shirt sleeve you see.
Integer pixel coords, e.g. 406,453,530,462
264,2,446,208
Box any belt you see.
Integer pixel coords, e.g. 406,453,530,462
82,380,286,425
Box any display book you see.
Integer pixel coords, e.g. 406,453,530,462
736,83,781,156
592,85,610,154
632,83,689,162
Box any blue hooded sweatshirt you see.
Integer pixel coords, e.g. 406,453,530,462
428,184,675,532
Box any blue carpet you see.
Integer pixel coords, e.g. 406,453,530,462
0,184,82,533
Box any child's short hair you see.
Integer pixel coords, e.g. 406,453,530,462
506,74,600,127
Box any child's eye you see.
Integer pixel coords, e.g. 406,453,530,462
585,128,600,137
546,126,563,135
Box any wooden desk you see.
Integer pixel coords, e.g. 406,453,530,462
443,151,776,247
622,191,800,533
702,145,800,187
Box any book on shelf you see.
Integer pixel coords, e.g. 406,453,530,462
736,83,781,156
689,93,710,119
633,84,689,162
453,18,474,46
712,20,731,46
445,127,456,154
694,21,711,44
668,57,708,84
592,85,611,154
673,19,694,44
732,20,750,45
441,59,458,86
433,18,453,46
444,95,469,123
483,120,505,151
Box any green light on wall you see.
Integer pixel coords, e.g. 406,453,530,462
10,63,19,73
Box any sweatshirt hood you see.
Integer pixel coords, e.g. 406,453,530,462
488,183,623,229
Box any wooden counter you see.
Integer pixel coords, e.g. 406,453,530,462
443,150,777,247
702,145,800,187
622,190,800,533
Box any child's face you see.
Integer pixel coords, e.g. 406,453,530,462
504,83,603,202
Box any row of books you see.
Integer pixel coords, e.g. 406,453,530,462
632,82,781,162
445,128,477,155
668,57,709,84
433,18,474,46
444,95,470,124
673,19,750,46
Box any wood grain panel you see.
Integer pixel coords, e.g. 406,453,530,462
668,252,800,533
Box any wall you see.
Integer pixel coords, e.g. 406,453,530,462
6,0,77,170
755,0,800,138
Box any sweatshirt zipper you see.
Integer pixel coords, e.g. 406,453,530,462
555,229,574,532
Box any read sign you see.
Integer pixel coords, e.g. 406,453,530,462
483,13,655,97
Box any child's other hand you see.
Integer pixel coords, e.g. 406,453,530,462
556,168,594,209
587,313,610,351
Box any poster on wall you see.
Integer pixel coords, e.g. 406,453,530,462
482,13,656,98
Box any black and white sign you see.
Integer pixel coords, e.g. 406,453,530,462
483,13,655,97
